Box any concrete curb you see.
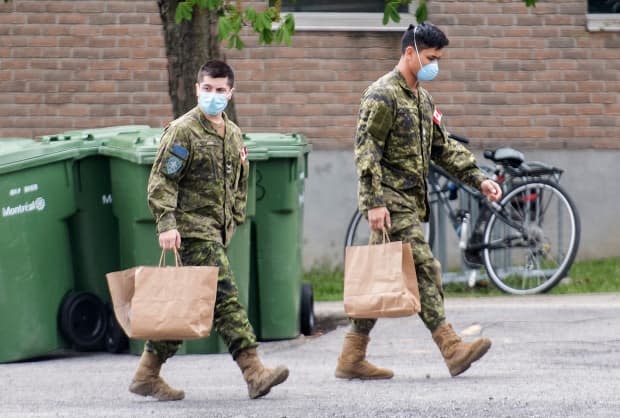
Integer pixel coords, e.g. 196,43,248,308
314,292,620,324
314,301,346,321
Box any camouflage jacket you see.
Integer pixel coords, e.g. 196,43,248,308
147,106,249,247
355,69,487,220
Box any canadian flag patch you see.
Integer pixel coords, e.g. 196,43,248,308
433,108,443,125
240,146,248,162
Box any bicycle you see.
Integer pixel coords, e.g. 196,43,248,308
344,134,581,295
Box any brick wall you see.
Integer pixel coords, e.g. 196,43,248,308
0,1,170,138
1,0,618,149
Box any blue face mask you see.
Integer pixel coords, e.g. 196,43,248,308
413,26,439,82
417,60,439,81
198,92,229,116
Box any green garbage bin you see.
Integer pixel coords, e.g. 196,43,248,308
231,142,268,335
245,133,312,340
43,126,150,353
47,126,148,301
99,128,261,355
0,137,79,363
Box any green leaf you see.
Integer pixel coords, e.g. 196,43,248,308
259,27,273,45
282,27,293,46
524,0,537,6
228,34,245,50
175,2,194,24
275,27,284,44
206,0,222,10
415,3,428,23
244,7,257,22
265,6,279,21
230,12,243,34
382,8,389,25
256,12,272,32
252,14,263,31
218,16,233,42
388,2,401,23
383,1,402,25
284,13,295,34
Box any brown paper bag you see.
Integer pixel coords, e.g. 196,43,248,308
344,234,420,319
106,250,219,340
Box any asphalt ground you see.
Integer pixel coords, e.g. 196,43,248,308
1,293,619,417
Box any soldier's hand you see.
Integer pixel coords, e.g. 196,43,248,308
368,206,391,232
481,179,502,202
159,229,181,249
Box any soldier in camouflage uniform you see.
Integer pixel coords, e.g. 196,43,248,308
335,23,503,380
129,60,289,401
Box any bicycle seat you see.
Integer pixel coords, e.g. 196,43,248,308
483,147,524,168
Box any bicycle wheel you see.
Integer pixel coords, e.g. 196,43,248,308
344,208,434,249
482,179,580,294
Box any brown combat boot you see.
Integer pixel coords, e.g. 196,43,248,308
334,332,394,380
129,350,185,401
432,323,491,377
235,347,289,399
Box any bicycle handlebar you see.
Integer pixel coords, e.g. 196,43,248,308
445,133,563,181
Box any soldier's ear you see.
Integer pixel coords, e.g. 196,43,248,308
403,46,414,59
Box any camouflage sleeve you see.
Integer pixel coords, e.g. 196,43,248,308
147,125,191,233
430,113,488,190
354,93,393,212
233,156,249,225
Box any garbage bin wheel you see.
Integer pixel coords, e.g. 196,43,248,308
59,291,107,351
300,283,315,336
104,304,129,354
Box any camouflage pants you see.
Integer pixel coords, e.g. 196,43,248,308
350,210,446,335
145,238,257,362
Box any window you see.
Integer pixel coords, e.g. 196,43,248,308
278,0,407,13
270,0,415,31
587,0,620,31
588,0,620,13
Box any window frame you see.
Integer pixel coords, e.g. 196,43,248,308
586,0,620,31
586,13,620,31
277,1,417,32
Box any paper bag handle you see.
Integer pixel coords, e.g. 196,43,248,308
382,229,390,243
368,229,391,245
159,248,183,267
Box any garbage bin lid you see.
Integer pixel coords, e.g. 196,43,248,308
0,138,37,154
243,133,311,158
0,137,80,175
98,127,164,165
41,125,153,159
244,141,269,162
44,125,152,142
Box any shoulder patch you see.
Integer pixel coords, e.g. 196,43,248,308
240,146,248,162
165,155,183,175
170,144,189,160
433,108,443,125
365,100,393,141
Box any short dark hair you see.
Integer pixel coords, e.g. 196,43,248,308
401,23,449,54
196,60,235,88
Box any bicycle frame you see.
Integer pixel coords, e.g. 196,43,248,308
427,163,527,251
